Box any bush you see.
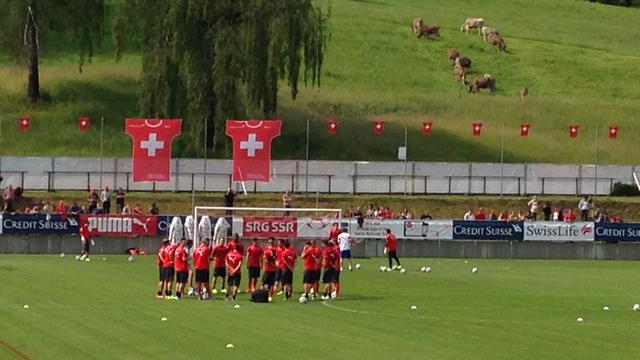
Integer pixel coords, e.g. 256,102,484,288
588,0,640,8
610,182,640,196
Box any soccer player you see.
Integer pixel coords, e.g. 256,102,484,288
274,239,286,295
228,233,244,255
281,240,297,300
321,240,338,300
245,238,263,293
301,241,314,300
161,238,177,298
173,238,189,300
193,239,212,300
261,238,278,294
156,239,168,299
185,239,196,296
78,222,93,261
385,228,401,269
225,244,243,301
329,222,340,242
211,238,228,294
312,240,323,298
337,228,353,271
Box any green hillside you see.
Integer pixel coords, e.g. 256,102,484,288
1,0,640,163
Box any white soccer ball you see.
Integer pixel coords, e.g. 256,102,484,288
633,304,640,311
331,291,337,299
379,266,386,272
202,292,209,300
127,255,135,262
471,267,478,274
299,296,308,304
576,317,584,322
84,258,91,262
160,317,168,322
355,263,361,270
603,306,610,311
420,266,426,272
425,267,432,273
59,253,65,258
226,343,234,349
385,267,392,272
400,268,407,274
410,305,417,310
75,255,81,261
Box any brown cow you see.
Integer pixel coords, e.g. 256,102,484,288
461,17,484,34
417,24,440,39
447,48,460,63
520,87,529,101
455,56,471,69
481,26,499,42
468,74,496,94
487,33,506,51
453,64,466,84
411,17,424,35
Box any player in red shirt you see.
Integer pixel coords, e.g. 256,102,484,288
245,238,263,293
261,238,278,294
311,240,323,298
321,240,339,300
211,239,229,295
274,239,286,295
193,239,213,300
227,233,245,255
155,240,168,299
161,239,177,298
225,244,243,301
300,240,315,300
280,240,297,300
329,223,340,241
385,228,401,269
78,222,93,261
173,238,189,300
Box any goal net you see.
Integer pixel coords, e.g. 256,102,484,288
190,206,343,245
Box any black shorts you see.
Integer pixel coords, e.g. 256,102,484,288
195,269,210,283
281,269,294,285
176,270,188,283
228,273,241,287
82,241,90,253
262,271,276,287
214,267,226,278
248,266,260,278
163,267,175,281
313,269,322,282
388,251,398,259
322,268,336,284
158,266,163,281
334,270,341,283
275,268,283,282
303,270,315,284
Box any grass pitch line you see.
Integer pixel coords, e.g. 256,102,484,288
0,341,31,360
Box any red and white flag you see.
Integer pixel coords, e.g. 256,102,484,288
226,120,281,182
520,123,530,137
19,116,31,131
78,116,90,131
125,118,182,182
422,121,433,136
327,119,338,135
569,124,579,138
373,120,384,135
472,122,483,136
608,125,619,139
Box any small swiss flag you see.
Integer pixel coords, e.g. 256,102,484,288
327,119,338,135
569,124,579,138
78,116,90,132
608,125,619,139
472,122,483,136
373,120,384,135
520,123,531,137
422,121,433,136
19,116,31,132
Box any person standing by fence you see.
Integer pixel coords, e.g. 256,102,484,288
101,186,111,214
115,188,125,214
578,196,590,221
282,190,293,216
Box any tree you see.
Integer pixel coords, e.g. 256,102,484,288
0,0,105,102
113,0,329,156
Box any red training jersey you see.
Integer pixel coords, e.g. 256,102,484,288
312,246,323,270
226,249,243,276
80,224,92,241
193,244,212,270
329,227,340,241
212,244,228,268
385,233,397,252
156,244,165,266
246,243,263,268
323,245,337,269
331,246,341,271
301,246,316,271
174,245,188,272
263,246,277,272
275,245,286,269
282,247,297,271
162,244,176,268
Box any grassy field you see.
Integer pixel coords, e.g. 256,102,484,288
14,191,640,221
1,0,640,163
1,255,640,359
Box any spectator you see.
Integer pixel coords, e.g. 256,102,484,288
3,185,15,213
353,207,364,228
87,189,99,213
101,186,112,214
463,209,475,221
149,202,160,215
365,204,375,218
474,208,486,221
30,203,41,214
132,203,142,215
383,207,394,219
224,187,235,215
527,196,539,221
611,214,622,223
42,201,53,214
56,200,68,215
542,202,552,221
69,202,81,215
498,210,509,221
122,204,131,215
92,203,104,215
420,211,432,220
563,209,577,222
282,190,293,216
489,209,498,220
115,188,126,214
578,196,590,221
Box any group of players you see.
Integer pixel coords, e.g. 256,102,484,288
155,223,356,302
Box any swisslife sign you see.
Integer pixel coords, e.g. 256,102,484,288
80,215,158,237
523,222,594,241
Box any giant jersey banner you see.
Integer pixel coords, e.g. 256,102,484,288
225,120,281,182
125,118,182,182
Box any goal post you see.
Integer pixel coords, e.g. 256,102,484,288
192,206,343,245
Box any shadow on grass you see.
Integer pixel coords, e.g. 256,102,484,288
53,78,139,116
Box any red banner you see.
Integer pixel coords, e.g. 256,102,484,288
520,123,530,137
472,122,483,136
125,118,182,182
19,116,31,131
422,121,433,136
569,124,579,138
373,120,384,135
80,214,158,237
327,119,338,135
609,125,619,139
242,217,297,238
226,120,281,182
78,116,90,131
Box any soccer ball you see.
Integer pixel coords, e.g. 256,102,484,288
84,258,91,262
633,304,640,311
331,291,337,299
385,267,392,272
127,256,135,262
400,268,407,274
419,266,426,272
471,267,479,274
202,292,209,300
379,266,387,272
391,265,398,271
425,267,432,273
299,296,308,304
59,253,65,258
75,255,81,261
355,263,361,270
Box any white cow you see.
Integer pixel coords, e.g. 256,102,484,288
481,26,498,42
460,17,484,34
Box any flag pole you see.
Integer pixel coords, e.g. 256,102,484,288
305,118,310,196
500,120,504,197
99,116,104,190
594,123,599,200
203,117,207,192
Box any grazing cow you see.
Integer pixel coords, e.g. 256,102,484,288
447,48,460,63
411,17,424,35
417,24,440,39
520,87,529,101
453,64,467,84
455,56,472,69
468,74,496,94
460,17,484,34
487,33,506,51
481,26,499,42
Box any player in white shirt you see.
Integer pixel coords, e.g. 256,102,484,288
337,228,354,271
